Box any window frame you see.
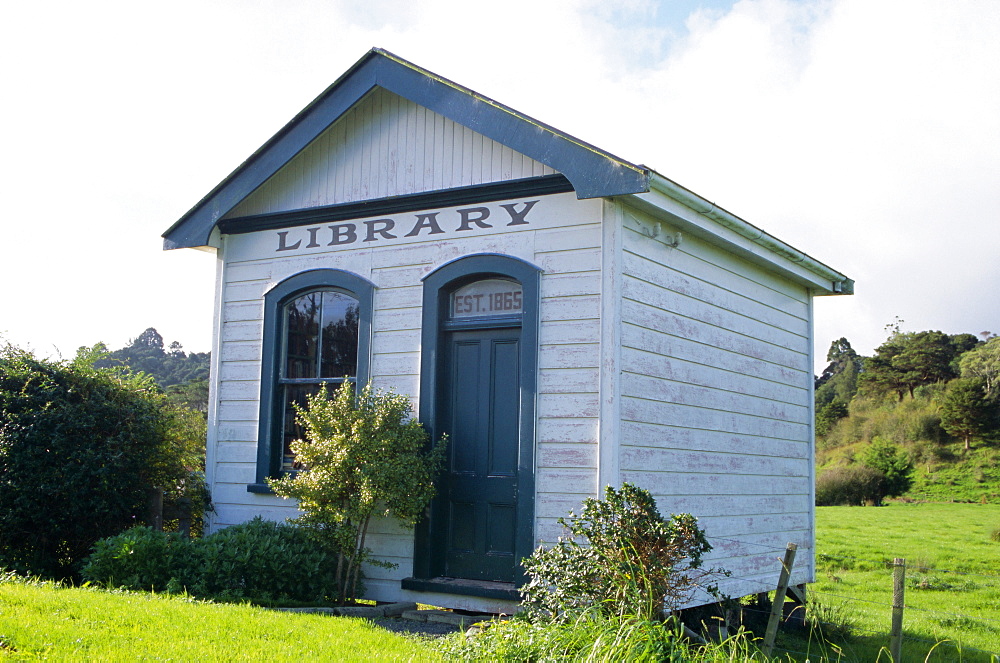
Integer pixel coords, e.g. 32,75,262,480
249,268,374,493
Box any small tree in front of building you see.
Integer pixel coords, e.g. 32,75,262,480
269,381,446,604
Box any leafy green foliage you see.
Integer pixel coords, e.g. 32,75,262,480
0,343,208,579
939,377,999,451
80,527,196,591
94,328,210,390
858,437,913,499
858,330,974,401
521,483,723,621
81,518,342,604
268,381,446,605
960,336,1000,398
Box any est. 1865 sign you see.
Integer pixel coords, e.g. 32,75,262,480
451,279,523,318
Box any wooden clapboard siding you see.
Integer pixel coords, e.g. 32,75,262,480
225,89,557,218
206,191,606,596
618,205,815,592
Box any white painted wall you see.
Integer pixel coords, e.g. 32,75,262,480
208,192,605,607
616,204,815,601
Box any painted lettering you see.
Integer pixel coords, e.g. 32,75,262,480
364,219,397,242
500,200,538,226
274,199,544,253
405,212,444,237
276,231,302,251
457,207,492,231
328,223,357,246
306,227,321,248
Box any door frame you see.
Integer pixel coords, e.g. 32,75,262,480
412,253,540,587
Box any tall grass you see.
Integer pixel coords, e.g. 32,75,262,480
436,610,785,662
0,574,438,661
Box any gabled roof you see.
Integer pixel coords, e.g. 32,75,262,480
162,48,650,250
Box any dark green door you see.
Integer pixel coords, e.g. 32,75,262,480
438,327,521,582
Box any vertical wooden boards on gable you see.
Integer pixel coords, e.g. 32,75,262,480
224,89,558,219
617,205,816,599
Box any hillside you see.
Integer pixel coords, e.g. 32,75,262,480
93,328,210,412
815,331,1000,504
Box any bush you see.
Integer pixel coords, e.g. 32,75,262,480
80,527,195,591
520,483,725,621
859,436,914,498
269,381,446,605
193,517,341,603
81,518,343,604
815,465,887,506
0,344,208,578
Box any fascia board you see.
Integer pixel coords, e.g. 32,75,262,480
625,175,853,296
162,48,649,250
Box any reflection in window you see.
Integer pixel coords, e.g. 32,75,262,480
279,290,359,471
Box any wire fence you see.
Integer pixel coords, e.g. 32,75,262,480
699,536,1000,660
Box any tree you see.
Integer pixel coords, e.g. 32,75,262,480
815,338,861,436
860,330,968,400
960,336,1000,398
939,377,999,451
0,343,208,578
268,381,446,604
858,437,913,500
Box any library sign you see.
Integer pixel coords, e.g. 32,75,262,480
275,200,540,253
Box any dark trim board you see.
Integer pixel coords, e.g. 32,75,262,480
412,253,540,588
218,175,573,235
248,268,375,493
163,48,649,249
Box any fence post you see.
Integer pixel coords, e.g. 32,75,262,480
762,542,797,658
890,558,905,662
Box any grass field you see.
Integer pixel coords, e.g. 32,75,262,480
0,577,439,661
780,503,1000,662
2,504,998,661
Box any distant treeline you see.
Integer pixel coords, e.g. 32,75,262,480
92,328,210,412
816,324,1000,504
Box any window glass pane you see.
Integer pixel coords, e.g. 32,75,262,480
451,279,522,318
285,293,321,378
319,291,359,378
281,383,321,472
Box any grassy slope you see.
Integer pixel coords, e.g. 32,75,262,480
786,504,1000,662
0,580,439,661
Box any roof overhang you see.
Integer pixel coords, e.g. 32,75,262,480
162,48,650,250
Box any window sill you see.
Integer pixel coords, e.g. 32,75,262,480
247,483,275,494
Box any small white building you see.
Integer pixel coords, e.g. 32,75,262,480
163,49,852,613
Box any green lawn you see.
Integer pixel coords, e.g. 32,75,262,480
0,577,439,661
786,503,1000,662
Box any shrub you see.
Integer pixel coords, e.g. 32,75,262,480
80,527,195,592
193,517,341,603
0,344,208,579
859,436,914,498
269,381,446,605
81,518,343,604
815,465,887,506
520,483,725,621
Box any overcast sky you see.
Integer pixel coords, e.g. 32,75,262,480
2,0,997,372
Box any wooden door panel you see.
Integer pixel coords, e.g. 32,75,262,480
440,328,520,582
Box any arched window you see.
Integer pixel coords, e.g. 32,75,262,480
250,269,374,492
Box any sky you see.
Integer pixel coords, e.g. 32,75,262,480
1,0,998,373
